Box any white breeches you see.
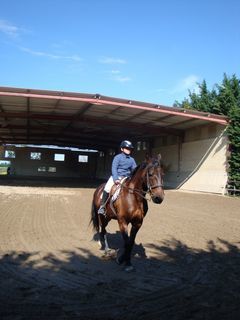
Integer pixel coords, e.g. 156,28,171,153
104,176,115,193
104,176,127,193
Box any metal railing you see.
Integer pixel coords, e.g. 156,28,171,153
225,180,240,196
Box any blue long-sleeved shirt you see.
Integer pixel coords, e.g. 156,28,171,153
112,152,137,181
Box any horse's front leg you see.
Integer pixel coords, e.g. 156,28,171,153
124,224,141,271
117,221,141,271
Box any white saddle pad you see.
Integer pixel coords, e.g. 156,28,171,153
111,177,128,202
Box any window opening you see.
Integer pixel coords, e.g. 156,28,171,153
137,141,141,151
0,160,11,175
38,167,46,172
78,155,88,163
54,153,65,161
5,150,15,158
30,152,41,160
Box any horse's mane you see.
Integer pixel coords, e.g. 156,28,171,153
130,157,162,180
130,162,147,179
130,165,140,178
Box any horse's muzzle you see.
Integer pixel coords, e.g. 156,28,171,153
152,196,164,204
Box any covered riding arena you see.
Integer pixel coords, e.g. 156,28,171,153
0,87,240,319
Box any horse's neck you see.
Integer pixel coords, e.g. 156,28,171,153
128,167,146,190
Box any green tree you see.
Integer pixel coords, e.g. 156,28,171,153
227,105,240,192
215,74,240,115
174,80,218,113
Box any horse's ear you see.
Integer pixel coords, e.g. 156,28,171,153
164,163,171,172
145,152,152,162
158,154,162,162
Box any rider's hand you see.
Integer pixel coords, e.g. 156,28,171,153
115,179,120,185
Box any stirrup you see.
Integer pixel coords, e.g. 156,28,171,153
98,205,106,215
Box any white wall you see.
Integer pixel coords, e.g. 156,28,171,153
152,123,228,194
179,134,228,193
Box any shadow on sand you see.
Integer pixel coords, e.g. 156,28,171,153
0,176,105,188
0,236,240,320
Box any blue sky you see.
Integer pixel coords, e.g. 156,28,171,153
0,0,239,106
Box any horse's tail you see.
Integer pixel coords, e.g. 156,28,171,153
90,195,99,233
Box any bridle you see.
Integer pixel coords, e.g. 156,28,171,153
122,161,164,201
146,163,164,196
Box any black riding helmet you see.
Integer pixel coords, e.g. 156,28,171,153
120,140,134,149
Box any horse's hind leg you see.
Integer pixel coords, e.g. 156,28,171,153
99,217,111,253
99,229,110,252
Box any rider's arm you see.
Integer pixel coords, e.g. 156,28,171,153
112,154,120,182
131,158,137,171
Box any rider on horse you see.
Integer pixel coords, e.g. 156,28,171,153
98,140,137,215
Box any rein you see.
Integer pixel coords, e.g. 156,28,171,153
122,184,151,201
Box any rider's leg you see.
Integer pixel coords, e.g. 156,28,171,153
98,190,109,215
98,177,113,215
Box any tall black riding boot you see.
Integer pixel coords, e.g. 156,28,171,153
98,191,109,215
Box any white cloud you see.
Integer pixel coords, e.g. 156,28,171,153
114,76,131,82
155,88,167,93
104,69,131,82
172,75,200,94
0,19,21,37
110,70,121,74
153,75,201,105
68,54,82,62
99,57,127,64
20,47,82,61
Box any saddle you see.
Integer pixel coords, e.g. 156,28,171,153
101,178,127,216
110,177,127,202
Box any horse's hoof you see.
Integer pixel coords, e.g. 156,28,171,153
116,256,124,265
108,250,117,259
116,250,123,264
102,249,118,261
101,250,112,260
124,265,135,273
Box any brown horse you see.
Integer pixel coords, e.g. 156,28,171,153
90,155,165,272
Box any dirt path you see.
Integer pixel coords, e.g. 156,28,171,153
0,185,239,319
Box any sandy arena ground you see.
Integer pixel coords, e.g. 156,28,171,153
0,183,240,320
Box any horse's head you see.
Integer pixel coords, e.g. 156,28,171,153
144,154,165,204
